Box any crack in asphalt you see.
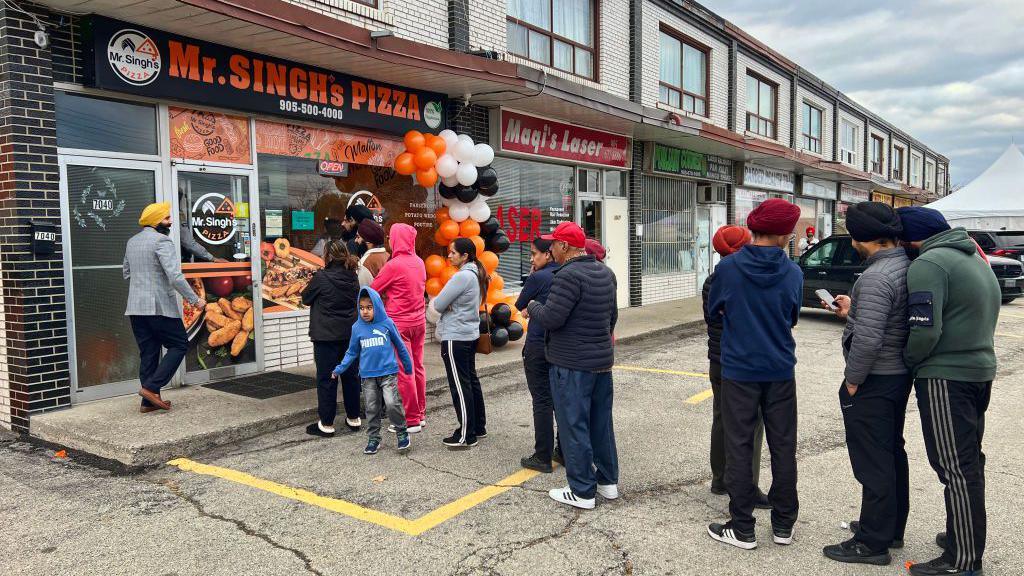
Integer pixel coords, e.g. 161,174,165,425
452,512,582,576
157,479,324,576
402,453,551,495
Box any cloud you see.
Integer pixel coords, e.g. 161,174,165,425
712,0,1024,184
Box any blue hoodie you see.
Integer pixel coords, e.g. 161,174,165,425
333,287,412,379
708,244,803,382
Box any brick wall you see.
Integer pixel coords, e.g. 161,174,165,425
0,3,68,432
734,51,791,147
641,2,730,130
262,315,315,371
467,0,505,53
641,271,696,305
795,85,834,160
284,0,449,49
0,267,9,429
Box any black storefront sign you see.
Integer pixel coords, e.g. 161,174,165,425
30,220,57,254
650,143,733,183
83,16,446,135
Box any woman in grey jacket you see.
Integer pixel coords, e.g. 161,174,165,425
430,238,488,449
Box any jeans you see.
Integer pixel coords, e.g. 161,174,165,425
549,365,619,500
313,340,360,426
396,323,426,426
130,315,188,407
523,341,556,461
440,340,486,442
362,374,406,442
709,362,764,489
841,373,912,552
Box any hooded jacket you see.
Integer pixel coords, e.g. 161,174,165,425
904,227,1001,381
301,263,359,342
515,261,559,345
432,261,483,342
334,287,412,379
370,223,426,328
708,244,803,382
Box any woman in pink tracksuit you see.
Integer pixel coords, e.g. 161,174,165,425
371,223,427,431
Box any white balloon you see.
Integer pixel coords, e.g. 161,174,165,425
438,129,459,148
456,161,478,186
435,154,458,178
469,200,491,223
457,133,474,145
439,195,453,207
448,202,470,222
440,174,459,187
452,140,476,164
472,143,495,167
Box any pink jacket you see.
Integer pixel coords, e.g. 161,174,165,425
371,223,426,328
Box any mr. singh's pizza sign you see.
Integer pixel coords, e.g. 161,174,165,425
84,16,446,135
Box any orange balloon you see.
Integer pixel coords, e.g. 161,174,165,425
441,265,457,285
426,277,443,297
404,130,425,152
487,289,505,305
425,254,445,277
435,207,450,222
414,147,438,170
394,152,416,175
439,219,460,241
433,229,450,247
490,273,504,291
459,219,481,238
426,134,447,157
416,167,438,188
480,250,499,275
469,235,485,256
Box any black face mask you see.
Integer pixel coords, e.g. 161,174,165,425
155,224,171,236
904,246,920,260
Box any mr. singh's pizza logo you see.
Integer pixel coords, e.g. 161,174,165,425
348,190,385,225
107,29,161,86
191,193,237,245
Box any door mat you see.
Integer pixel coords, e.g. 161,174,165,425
203,371,316,400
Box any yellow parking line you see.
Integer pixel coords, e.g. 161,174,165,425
685,389,714,404
995,332,1022,339
167,458,541,536
614,365,708,378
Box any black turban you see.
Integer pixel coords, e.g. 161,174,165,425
845,201,902,242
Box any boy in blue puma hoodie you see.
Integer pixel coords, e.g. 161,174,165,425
333,287,413,455
706,199,803,551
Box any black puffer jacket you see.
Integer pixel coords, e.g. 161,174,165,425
301,264,360,343
528,255,617,372
702,273,722,363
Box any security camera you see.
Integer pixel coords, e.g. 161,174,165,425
33,29,49,49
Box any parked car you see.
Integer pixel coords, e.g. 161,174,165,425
967,230,1024,261
798,235,1024,307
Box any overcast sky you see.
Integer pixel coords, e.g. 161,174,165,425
711,0,1024,186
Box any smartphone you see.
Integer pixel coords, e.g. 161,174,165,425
816,289,837,310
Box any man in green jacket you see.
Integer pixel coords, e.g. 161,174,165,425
898,207,1000,576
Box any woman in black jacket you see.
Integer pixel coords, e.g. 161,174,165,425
302,240,362,437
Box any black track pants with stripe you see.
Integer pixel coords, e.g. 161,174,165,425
441,340,486,442
915,378,991,572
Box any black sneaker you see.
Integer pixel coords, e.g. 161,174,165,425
476,429,488,438
908,556,979,576
707,522,757,550
936,532,947,549
772,525,795,545
305,422,335,438
710,483,727,496
754,489,772,510
521,454,553,473
823,538,892,565
849,520,904,549
552,446,564,466
442,433,477,450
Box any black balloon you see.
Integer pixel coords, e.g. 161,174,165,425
438,183,458,199
490,303,512,328
456,185,479,204
477,166,498,189
478,311,491,333
507,321,524,341
491,327,509,348
477,182,499,197
480,216,500,236
489,232,511,254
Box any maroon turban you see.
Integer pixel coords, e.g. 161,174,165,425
746,198,801,236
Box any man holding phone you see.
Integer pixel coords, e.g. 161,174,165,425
820,202,911,566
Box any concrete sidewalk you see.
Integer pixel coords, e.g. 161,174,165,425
29,297,704,467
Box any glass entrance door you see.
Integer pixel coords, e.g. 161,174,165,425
60,157,163,402
695,205,712,287
580,198,603,243
174,167,261,384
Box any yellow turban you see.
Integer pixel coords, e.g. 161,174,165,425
139,202,171,227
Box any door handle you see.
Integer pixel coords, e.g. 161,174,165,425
818,271,827,275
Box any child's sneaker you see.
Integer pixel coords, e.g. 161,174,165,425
363,439,379,455
397,433,411,453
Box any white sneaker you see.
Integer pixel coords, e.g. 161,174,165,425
407,425,423,433
346,417,361,429
548,486,595,510
596,484,620,500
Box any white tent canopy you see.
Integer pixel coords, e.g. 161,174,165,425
927,144,1024,230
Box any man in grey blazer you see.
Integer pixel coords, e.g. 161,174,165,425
124,202,202,412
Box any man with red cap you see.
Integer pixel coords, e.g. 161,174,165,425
707,198,803,550
704,226,769,509
525,221,619,510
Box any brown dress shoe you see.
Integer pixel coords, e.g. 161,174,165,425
138,388,171,410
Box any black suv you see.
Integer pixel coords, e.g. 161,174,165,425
798,235,1024,306
967,230,1024,261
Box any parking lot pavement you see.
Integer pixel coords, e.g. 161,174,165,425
3,302,1023,575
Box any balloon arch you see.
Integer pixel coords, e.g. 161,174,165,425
394,130,524,348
